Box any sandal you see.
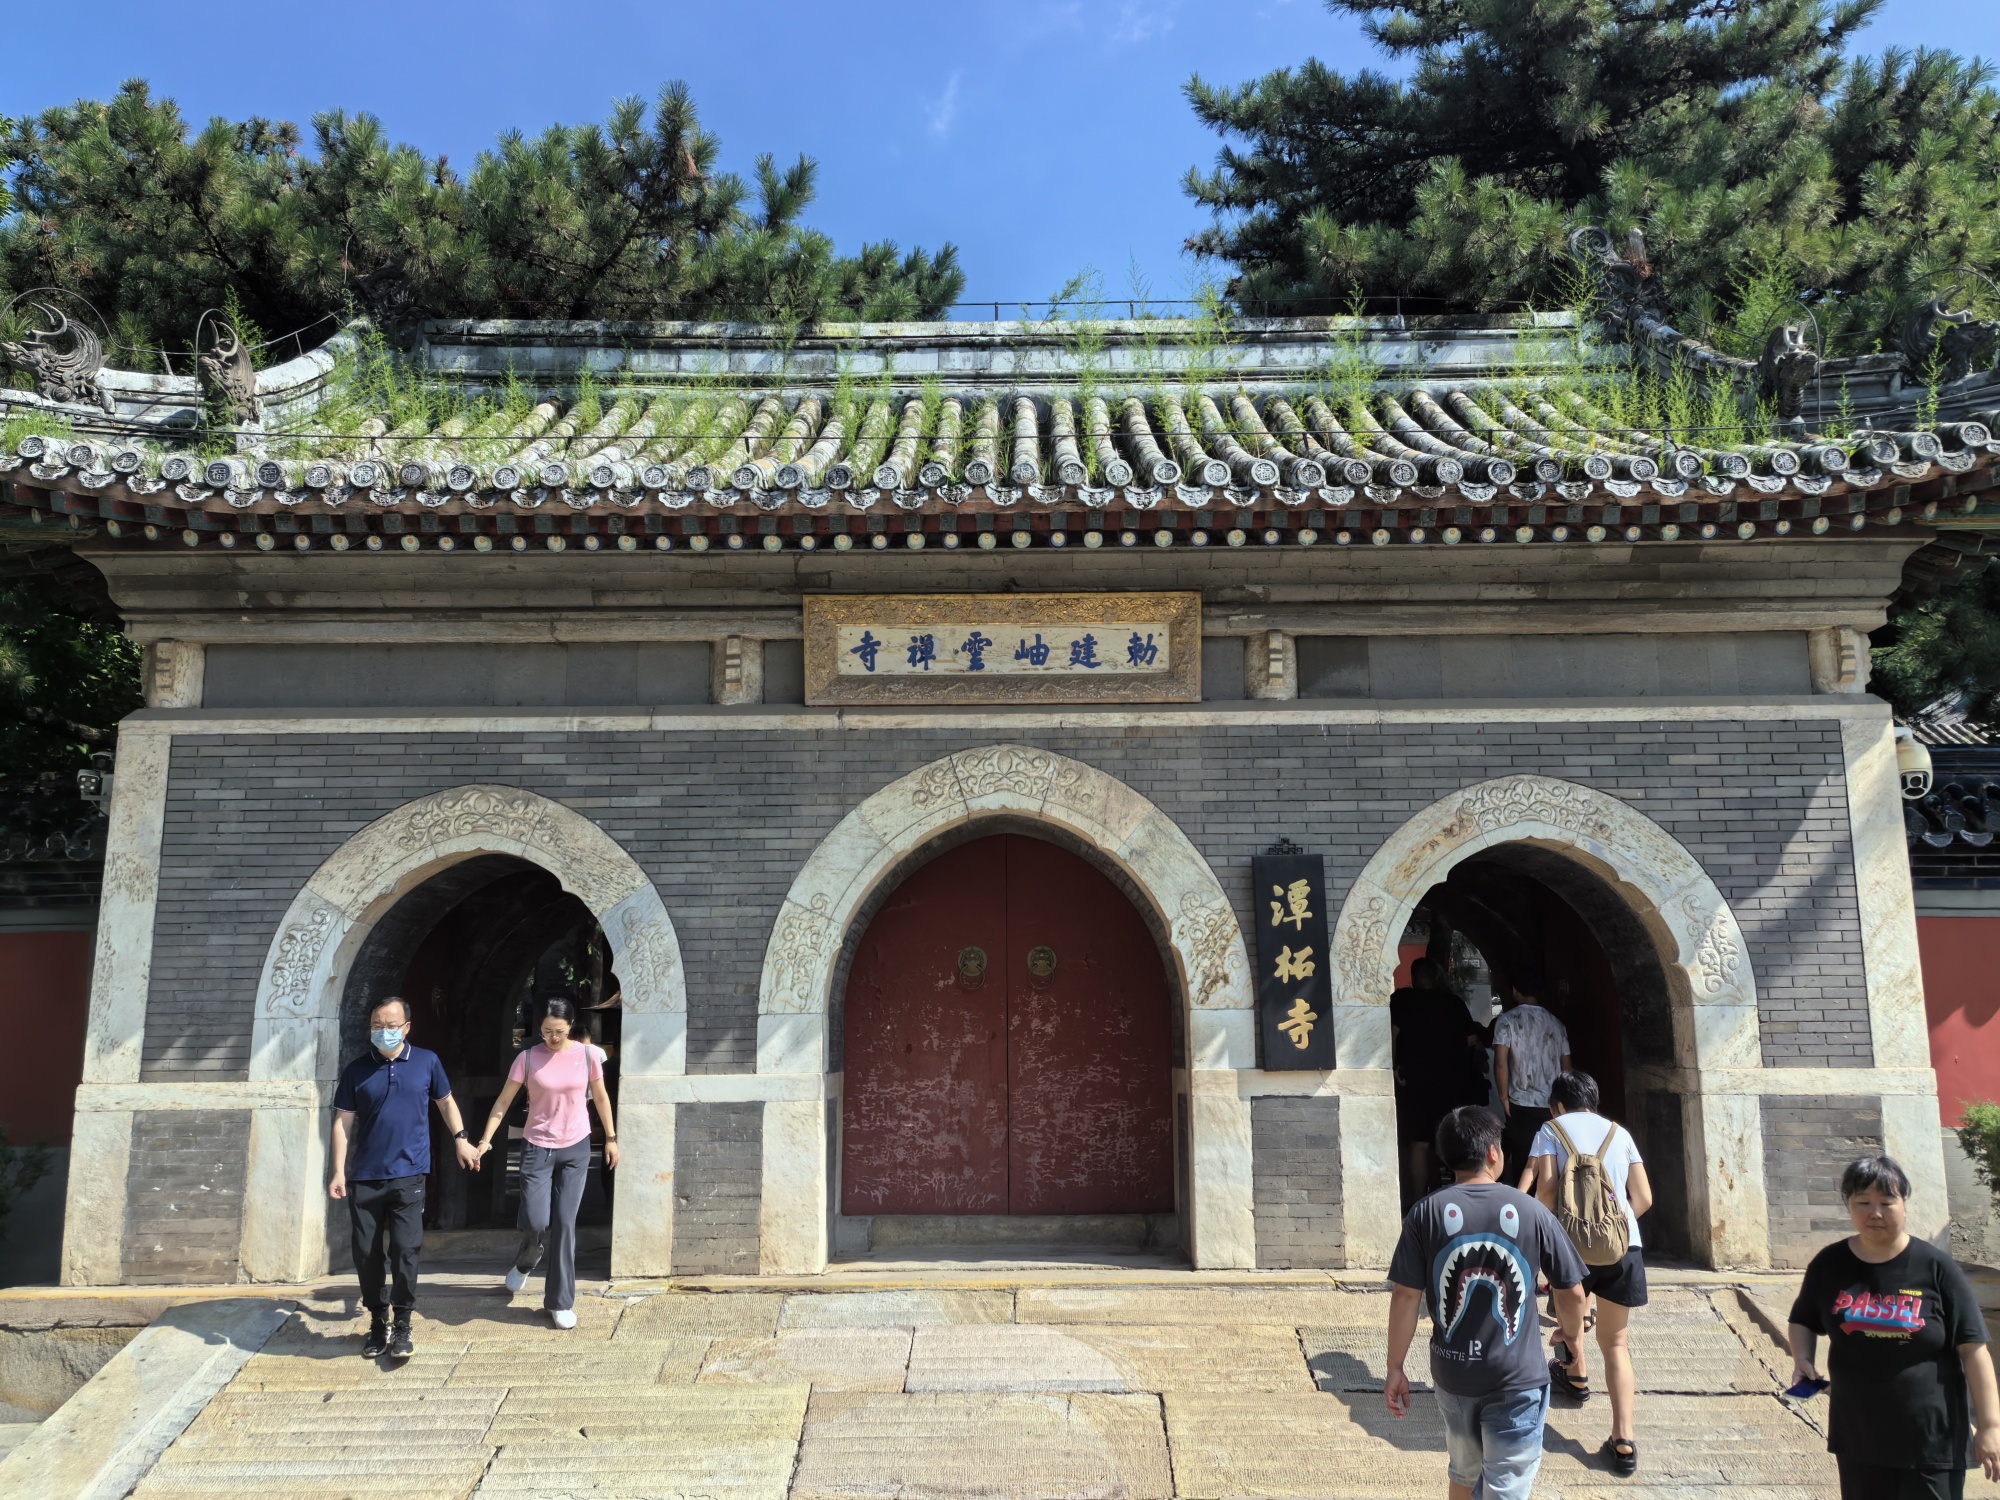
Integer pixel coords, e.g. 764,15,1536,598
1549,1358,1592,1403
1603,1437,1637,1477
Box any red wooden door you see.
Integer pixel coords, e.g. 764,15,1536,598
842,833,1175,1216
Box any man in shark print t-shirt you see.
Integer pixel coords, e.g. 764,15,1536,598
1387,1105,1587,1500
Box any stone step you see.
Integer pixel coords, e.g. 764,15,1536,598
1016,1283,1382,1328
697,1328,914,1391
776,1290,1015,1329
1063,1323,1317,1392
905,1324,1130,1392
134,1454,491,1488
788,1391,1172,1500
1160,1390,1836,1498
613,1292,787,1339
473,1436,801,1498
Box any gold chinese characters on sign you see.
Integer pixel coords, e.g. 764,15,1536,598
1251,850,1335,1069
803,593,1201,706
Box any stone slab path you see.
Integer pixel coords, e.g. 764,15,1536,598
104,1274,2000,1499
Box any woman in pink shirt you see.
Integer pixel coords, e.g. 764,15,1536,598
473,998,619,1329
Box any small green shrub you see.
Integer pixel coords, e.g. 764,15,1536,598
1957,1101,2000,1200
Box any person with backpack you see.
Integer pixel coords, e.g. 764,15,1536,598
1523,1069,1653,1478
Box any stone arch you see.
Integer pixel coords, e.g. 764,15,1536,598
755,745,1258,1269
1328,773,1769,1265
240,785,684,1282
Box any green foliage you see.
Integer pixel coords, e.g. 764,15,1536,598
1872,564,2000,730
0,1128,55,1248
1957,1101,2000,1203
0,568,142,782
2,80,965,363
1183,1,2000,350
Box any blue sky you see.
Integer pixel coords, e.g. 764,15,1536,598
5,1,1996,318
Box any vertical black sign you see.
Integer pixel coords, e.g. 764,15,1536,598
1252,851,1336,1069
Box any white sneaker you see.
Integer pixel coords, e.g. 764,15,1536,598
505,1267,528,1293
550,1308,577,1330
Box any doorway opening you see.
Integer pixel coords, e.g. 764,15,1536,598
335,854,622,1263
836,830,1182,1261
1389,842,1689,1256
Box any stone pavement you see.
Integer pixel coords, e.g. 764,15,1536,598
68,1271,2000,1499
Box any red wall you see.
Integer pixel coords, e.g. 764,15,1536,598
1919,915,2000,1128
0,931,91,1145
1393,944,1426,989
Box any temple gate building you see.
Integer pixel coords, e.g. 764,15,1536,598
6,254,1997,1284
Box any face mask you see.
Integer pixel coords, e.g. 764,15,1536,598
371,1027,406,1053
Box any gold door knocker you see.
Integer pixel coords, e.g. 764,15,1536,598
1026,945,1057,989
957,946,988,990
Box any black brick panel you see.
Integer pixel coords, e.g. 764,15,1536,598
123,1108,250,1284
1763,1094,1884,1268
673,1101,762,1275
144,720,1871,1079
1251,1095,1344,1269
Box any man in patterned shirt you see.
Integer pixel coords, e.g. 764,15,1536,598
1492,976,1571,1188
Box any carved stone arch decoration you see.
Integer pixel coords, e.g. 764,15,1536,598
755,744,1259,1270
1329,774,1758,1063
240,784,684,1283
757,744,1254,1032
1328,773,1770,1266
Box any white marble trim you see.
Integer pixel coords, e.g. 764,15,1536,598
76,1080,325,1111
236,783,687,1282
1326,772,1772,1267
132,696,1889,738
757,744,1259,1270
62,725,170,1288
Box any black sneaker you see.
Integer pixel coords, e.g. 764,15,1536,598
387,1318,414,1360
361,1316,390,1358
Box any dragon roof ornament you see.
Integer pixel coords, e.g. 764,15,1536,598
0,301,114,414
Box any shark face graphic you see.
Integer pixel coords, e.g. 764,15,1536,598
1434,1231,1533,1346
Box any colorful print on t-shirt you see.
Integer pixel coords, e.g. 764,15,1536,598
1831,1287,1928,1337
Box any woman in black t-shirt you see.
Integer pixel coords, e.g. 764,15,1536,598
1788,1156,2000,1500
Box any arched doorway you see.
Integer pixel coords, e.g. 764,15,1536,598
1332,774,1770,1268
840,831,1177,1236
241,784,684,1283
339,855,623,1251
1392,843,1688,1254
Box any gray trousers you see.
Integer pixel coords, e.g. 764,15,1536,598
513,1137,590,1312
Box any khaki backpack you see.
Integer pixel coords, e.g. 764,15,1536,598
1547,1117,1631,1266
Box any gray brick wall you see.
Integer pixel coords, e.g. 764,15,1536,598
672,1102,762,1275
1251,1096,1344,1269
123,1108,249,1284
1763,1095,1884,1267
143,719,1870,1079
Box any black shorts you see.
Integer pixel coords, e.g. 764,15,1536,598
1836,1456,1966,1500
1577,1246,1648,1308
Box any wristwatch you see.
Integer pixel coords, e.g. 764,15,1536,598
452,1130,468,1141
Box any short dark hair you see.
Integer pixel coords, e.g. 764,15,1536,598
1411,956,1441,987
1549,1071,1600,1114
1511,972,1543,1001
368,997,410,1025
1435,1106,1505,1173
1840,1155,1912,1201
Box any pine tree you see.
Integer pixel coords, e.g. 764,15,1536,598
1,80,965,366
1182,0,2000,351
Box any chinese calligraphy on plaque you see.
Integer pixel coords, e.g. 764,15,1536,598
803,594,1201,705
1251,849,1335,1069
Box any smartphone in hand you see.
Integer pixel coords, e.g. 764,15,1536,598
1785,1377,1829,1400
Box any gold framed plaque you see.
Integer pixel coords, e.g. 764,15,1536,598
803,593,1202,706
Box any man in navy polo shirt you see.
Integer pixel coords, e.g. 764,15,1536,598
331,997,480,1359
